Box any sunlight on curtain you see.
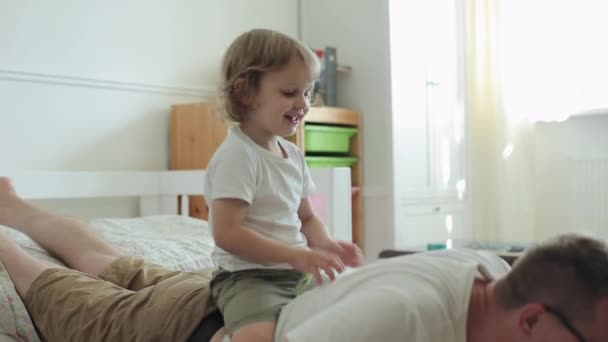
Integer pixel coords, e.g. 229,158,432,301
468,0,608,242
467,0,501,240
466,0,537,242
500,0,608,122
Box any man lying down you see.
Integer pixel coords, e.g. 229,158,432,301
274,238,608,342
1,177,607,342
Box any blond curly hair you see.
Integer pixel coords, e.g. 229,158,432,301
218,29,320,123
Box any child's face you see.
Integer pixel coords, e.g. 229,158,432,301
245,56,316,138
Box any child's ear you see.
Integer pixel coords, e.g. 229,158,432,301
233,78,255,106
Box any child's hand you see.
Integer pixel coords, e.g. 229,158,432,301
322,240,365,267
287,248,345,284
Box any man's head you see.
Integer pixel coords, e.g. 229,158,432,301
494,234,608,342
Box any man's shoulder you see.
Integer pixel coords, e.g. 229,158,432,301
375,249,510,280
420,249,511,279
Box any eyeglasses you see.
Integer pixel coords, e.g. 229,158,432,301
544,305,587,342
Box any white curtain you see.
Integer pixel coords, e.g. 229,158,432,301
500,0,608,123
466,0,536,242
467,0,608,242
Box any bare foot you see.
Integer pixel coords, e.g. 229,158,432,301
0,177,16,195
0,177,24,226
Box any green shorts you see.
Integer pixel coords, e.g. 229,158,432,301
210,268,313,334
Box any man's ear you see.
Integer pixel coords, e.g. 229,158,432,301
518,303,545,336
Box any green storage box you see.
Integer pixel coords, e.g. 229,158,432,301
305,125,358,153
306,156,358,168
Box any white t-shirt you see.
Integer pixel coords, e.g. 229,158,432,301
276,249,511,342
204,127,316,271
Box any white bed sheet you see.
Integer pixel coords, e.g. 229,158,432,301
0,215,215,342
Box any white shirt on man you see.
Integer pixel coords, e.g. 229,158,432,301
204,127,315,271
276,249,511,342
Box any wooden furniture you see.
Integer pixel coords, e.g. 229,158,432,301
170,102,226,220
291,106,363,248
169,102,357,243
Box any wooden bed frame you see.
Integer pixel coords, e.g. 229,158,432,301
5,168,353,242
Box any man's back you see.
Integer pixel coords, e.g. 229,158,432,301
276,249,511,342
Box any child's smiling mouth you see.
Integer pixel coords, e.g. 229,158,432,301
284,112,304,125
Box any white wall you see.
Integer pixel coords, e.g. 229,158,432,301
299,0,394,259
1,0,298,217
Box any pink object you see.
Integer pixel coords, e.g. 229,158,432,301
311,193,329,224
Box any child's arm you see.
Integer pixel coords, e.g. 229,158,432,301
299,197,364,267
212,198,345,282
298,197,334,250
213,197,299,264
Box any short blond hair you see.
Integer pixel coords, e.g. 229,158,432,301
218,29,320,123
495,234,608,321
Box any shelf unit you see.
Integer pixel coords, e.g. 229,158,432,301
293,106,363,248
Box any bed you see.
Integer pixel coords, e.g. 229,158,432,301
0,169,352,341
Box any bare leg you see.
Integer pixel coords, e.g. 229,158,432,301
0,232,56,297
232,322,275,342
210,327,227,342
0,177,123,275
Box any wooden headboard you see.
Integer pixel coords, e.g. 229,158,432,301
170,102,226,220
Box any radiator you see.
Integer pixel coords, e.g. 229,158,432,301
568,159,608,233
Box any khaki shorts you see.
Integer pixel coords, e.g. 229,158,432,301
24,257,216,342
210,268,311,334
